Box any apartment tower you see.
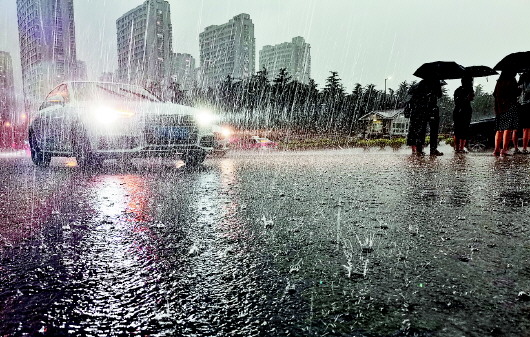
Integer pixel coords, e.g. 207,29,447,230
199,13,255,88
170,53,196,91
16,0,81,109
116,0,173,88
259,36,311,84
0,52,16,122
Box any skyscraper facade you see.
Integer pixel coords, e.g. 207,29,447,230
199,13,255,88
16,0,81,109
259,36,311,84
116,0,173,88
170,53,196,91
0,51,16,122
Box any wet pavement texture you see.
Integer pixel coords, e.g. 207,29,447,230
1,145,530,337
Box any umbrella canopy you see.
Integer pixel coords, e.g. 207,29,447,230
465,65,498,78
413,61,466,80
494,51,530,72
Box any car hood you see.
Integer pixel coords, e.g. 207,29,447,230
73,101,200,117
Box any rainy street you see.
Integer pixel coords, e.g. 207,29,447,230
1,146,530,337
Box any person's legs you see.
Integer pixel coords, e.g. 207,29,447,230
502,129,512,154
460,138,467,151
456,139,466,152
513,130,520,153
523,129,530,152
494,130,503,155
429,114,442,155
416,142,424,155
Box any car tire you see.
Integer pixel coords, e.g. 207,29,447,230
468,142,486,152
29,130,51,167
183,150,206,167
468,135,488,152
73,131,102,168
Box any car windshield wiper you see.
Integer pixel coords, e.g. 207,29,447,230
96,85,128,99
118,87,158,102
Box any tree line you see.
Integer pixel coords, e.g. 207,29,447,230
152,68,495,135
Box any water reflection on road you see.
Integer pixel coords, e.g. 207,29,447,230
2,148,530,336
0,156,304,336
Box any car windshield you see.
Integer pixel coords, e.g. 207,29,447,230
71,82,160,102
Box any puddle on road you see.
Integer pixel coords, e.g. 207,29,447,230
0,158,307,336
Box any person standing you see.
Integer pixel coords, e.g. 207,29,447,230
406,79,443,156
493,70,521,156
518,72,530,153
453,76,475,153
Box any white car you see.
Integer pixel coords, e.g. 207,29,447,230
28,81,216,167
211,125,232,156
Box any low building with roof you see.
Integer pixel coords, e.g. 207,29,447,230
357,109,409,138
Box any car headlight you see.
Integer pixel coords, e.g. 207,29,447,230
93,106,134,124
195,110,217,127
220,127,232,138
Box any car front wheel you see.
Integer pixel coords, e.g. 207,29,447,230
72,132,102,168
29,130,51,167
183,150,206,167
467,136,488,152
468,142,486,152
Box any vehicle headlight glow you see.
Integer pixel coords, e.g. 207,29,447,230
93,107,134,124
196,110,217,127
221,127,232,138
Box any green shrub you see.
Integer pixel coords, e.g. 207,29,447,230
279,136,409,150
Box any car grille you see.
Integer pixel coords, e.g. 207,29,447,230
144,114,198,145
98,136,139,150
199,135,215,148
149,114,195,127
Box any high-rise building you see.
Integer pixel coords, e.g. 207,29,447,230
259,36,311,84
75,60,87,81
0,51,16,122
199,13,255,88
116,0,173,88
16,0,82,109
170,53,196,91
99,72,116,83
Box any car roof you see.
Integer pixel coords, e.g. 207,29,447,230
62,80,144,87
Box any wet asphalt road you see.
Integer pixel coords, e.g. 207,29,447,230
2,145,530,337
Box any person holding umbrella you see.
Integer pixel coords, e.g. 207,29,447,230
453,76,475,153
492,70,521,156
518,71,530,153
451,66,497,153
406,79,443,155
408,61,465,156
493,52,530,155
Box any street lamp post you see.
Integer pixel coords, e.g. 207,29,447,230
384,77,391,107
384,76,391,95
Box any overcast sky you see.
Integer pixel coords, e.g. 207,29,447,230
1,0,529,97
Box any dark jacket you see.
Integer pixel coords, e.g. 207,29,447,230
408,79,442,117
453,85,474,120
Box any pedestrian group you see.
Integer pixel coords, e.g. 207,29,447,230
406,70,530,156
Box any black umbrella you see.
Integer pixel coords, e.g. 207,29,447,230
494,51,530,72
413,61,466,80
465,65,498,78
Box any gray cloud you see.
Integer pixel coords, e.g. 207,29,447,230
1,0,529,98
